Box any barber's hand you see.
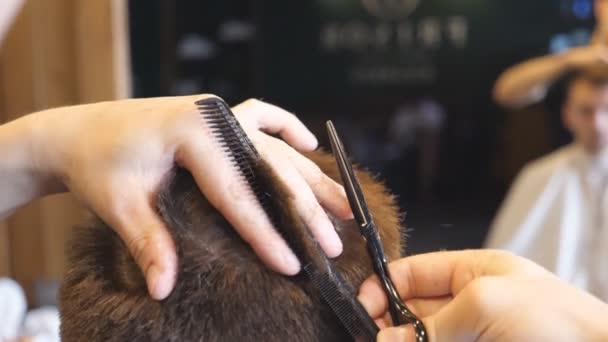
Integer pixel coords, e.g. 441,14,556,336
565,43,608,67
33,96,351,300
357,250,608,342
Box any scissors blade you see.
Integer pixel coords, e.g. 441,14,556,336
326,120,372,227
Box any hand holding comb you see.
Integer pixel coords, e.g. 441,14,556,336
197,97,378,341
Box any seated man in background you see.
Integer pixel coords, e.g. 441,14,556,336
486,66,608,301
493,0,608,110
493,0,608,147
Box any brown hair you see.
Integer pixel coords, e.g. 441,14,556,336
59,151,404,341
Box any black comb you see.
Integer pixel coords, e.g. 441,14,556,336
196,97,379,341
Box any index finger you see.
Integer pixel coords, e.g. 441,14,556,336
232,99,318,151
358,249,543,318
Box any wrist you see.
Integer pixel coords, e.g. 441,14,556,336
30,110,70,196
1,113,67,198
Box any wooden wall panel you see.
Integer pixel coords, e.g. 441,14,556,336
75,0,131,102
0,69,9,277
0,221,10,277
0,0,48,302
0,0,130,304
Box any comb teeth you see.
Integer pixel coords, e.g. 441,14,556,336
303,264,378,341
196,98,260,188
196,98,286,234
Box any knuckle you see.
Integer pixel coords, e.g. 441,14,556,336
308,165,327,187
283,110,298,121
485,249,516,261
477,249,518,270
274,139,292,152
301,201,327,227
126,233,152,267
465,277,497,315
306,170,328,195
243,98,264,110
214,180,248,214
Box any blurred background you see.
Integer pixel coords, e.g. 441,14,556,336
0,0,596,306
129,0,594,254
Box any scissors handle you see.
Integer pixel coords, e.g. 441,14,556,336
363,224,429,342
363,223,423,324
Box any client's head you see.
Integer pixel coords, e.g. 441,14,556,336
58,150,404,341
563,66,608,154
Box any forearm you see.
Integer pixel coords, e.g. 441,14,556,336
493,53,571,108
0,114,65,219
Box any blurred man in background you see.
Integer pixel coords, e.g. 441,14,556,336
486,66,608,301
494,0,608,109
494,0,608,147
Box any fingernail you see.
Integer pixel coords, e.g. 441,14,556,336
325,228,343,258
306,132,319,150
281,249,301,275
378,326,415,342
339,187,355,220
147,264,173,300
342,208,355,220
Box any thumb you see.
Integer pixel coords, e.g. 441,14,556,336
377,314,463,342
377,325,415,342
378,293,483,342
112,202,178,300
415,293,484,342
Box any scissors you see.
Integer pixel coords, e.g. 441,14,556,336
326,120,429,342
